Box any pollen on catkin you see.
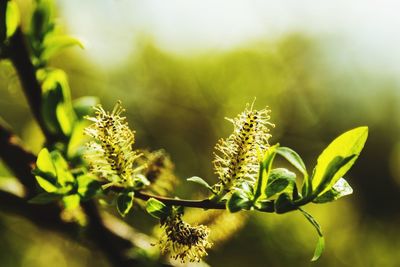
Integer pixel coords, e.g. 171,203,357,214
84,101,145,187
213,103,274,195
158,212,211,263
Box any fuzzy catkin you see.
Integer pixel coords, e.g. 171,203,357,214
84,101,144,187
213,104,274,195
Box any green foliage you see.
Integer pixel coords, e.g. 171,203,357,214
310,126,368,197
117,191,135,217
0,0,20,47
41,35,83,61
76,174,102,200
226,182,253,213
38,69,77,137
146,198,170,219
186,176,215,193
313,177,353,203
299,208,324,261
28,0,82,67
32,148,102,208
253,144,278,201
265,168,296,198
5,1,19,39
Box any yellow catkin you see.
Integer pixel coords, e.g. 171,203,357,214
137,149,179,196
84,101,144,187
158,212,212,263
213,104,274,195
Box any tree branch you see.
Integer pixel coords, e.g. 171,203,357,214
110,188,276,213
0,123,37,195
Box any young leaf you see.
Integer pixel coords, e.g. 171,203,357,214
39,69,77,136
62,194,80,210
276,147,308,177
77,174,102,200
313,155,355,197
67,120,90,159
226,190,252,213
72,96,99,119
29,192,63,204
36,148,56,178
133,174,150,190
51,150,74,185
146,198,170,219
117,191,134,217
311,127,368,195
313,177,353,203
265,168,296,198
276,146,310,196
298,208,324,261
42,35,83,61
35,175,58,193
6,1,20,38
312,236,325,262
253,145,278,200
187,176,215,193
30,0,54,42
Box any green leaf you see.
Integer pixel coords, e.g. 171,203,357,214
72,96,99,119
29,192,63,204
38,69,76,136
56,101,75,136
276,146,310,196
226,190,252,213
253,145,278,200
187,176,215,193
36,148,56,178
276,147,308,177
313,155,355,197
30,0,54,42
6,1,20,38
35,175,58,192
313,177,353,203
311,127,368,196
42,35,83,61
67,120,90,159
117,191,134,217
265,168,296,198
77,174,102,200
146,198,170,219
62,194,80,210
133,174,150,190
50,150,74,186
312,236,325,262
298,208,324,261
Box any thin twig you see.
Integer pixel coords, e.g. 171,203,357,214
110,188,276,213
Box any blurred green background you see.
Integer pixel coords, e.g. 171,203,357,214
1,1,400,266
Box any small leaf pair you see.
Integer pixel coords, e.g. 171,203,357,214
30,148,101,210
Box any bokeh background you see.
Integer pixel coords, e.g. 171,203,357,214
1,0,400,266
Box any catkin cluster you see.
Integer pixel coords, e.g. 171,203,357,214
84,101,144,187
213,104,274,195
159,212,211,263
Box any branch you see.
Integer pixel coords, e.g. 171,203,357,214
135,191,226,209
0,123,37,195
111,188,275,213
0,190,78,234
7,28,58,144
